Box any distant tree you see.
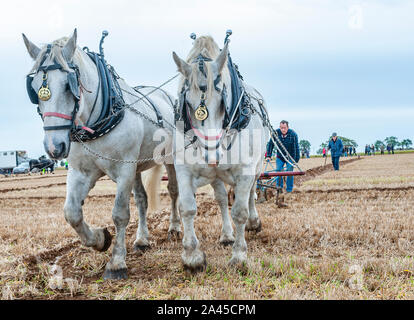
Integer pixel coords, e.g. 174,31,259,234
299,140,311,153
384,136,398,147
318,136,358,154
317,142,328,155
401,139,413,149
337,136,358,148
374,140,385,151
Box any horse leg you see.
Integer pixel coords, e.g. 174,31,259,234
211,179,234,246
103,170,135,280
165,164,181,239
246,182,262,233
132,172,150,252
177,174,206,273
64,169,111,252
229,176,255,267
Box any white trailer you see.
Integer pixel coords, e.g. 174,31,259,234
0,150,28,174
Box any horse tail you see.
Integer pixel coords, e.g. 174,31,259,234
143,164,162,213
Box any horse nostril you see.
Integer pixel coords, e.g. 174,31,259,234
53,143,65,158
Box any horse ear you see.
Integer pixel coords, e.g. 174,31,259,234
213,42,229,73
172,51,191,78
22,33,41,60
63,28,77,61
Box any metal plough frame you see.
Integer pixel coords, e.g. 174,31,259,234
256,159,305,205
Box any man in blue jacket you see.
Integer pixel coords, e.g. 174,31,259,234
328,132,344,171
266,120,300,193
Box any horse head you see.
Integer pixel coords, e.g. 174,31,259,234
23,29,98,160
172,36,230,164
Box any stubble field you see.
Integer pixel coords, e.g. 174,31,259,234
0,153,413,299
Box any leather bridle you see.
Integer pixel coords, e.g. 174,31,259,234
26,44,94,134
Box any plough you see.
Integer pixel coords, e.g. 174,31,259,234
160,158,305,206
255,159,305,206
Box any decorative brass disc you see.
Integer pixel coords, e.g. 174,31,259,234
195,105,208,121
38,86,51,101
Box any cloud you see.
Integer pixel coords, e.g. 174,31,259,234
1,0,413,157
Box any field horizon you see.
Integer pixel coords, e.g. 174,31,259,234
1,153,413,300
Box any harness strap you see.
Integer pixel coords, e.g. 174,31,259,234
185,99,223,141
38,62,79,72
132,87,164,128
199,74,222,93
43,125,73,131
43,112,72,120
42,111,95,133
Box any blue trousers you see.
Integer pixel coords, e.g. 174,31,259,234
332,156,340,170
276,158,294,192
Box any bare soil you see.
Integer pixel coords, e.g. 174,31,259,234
1,154,413,300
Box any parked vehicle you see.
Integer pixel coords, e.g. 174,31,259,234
12,162,30,174
0,150,29,174
29,158,55,173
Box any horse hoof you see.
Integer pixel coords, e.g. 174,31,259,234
103,268,128,280
96,228,112,252
220,239,235,247
183,261,207,274
182,251,207,274
246,220,262,233
229,257,247,271
168,230,182,240
133,243,150,254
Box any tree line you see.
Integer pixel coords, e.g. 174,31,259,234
299,136,412,156
315,136,357,155
374,136,412,151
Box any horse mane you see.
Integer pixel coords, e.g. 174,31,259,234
180,36,230,98
186,36,220,62
30,37,84,73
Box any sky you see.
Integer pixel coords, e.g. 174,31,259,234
0,0,413,157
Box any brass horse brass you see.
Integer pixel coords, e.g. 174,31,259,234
38,73,51,101
38,86,51,101
195,105,208,121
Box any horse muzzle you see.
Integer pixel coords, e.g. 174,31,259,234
43,135,70,160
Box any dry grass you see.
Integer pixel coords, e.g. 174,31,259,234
301,153,414,191
1,154,414,300
264,155,353,172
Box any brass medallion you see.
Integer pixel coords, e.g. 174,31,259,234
195,105,208,121
38,86,51,101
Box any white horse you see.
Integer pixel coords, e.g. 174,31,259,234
172,36,270,271
22,29,184,280
23,30,235,279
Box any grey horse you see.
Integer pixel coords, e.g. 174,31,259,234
172,35,270,271
23,29,183,280
23,30,235,279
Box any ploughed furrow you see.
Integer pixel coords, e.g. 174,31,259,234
295,157,361,186
0,182,67,193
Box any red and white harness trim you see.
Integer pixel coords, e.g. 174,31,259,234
42,112,95,134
